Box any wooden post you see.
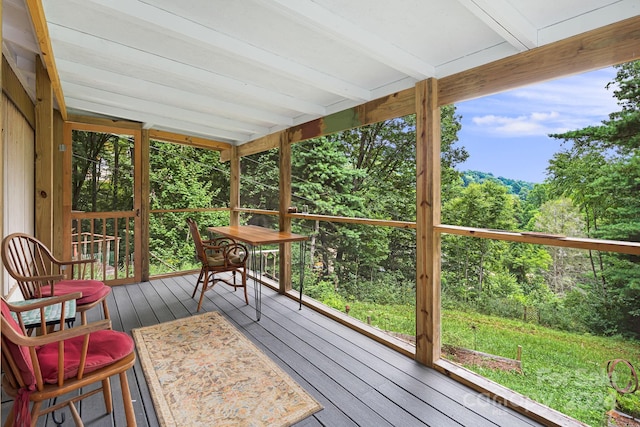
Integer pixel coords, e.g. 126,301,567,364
62,122,73,260
415,78,442,367
52,110,64,259
517,345,522,361
131,128,143,282
229,145,240,226
140,129,150,281
278,131,292,294
35,55,54,249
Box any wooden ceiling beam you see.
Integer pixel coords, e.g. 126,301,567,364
49,23,326,117
262,0,435,79
220,13,640,161
456,0,537,50
221,87,415,162
438,14,640,106
148,129,232,151
25,0,67,119
82,0,371,101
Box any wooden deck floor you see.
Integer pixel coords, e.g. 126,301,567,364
2,274,545,426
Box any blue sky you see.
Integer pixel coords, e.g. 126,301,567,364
455,67,619,183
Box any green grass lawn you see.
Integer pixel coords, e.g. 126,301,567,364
442,310,640,426
339,300,640,426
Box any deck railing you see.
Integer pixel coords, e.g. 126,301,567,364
70,211,135,284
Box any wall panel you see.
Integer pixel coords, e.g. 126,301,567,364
3,94,35,296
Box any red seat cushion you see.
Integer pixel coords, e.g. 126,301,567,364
40,280,111,305
37,330,134,384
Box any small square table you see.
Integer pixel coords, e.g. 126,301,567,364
208,225,308,321
10,297,77,330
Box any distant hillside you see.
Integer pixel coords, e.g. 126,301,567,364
461,170,535,199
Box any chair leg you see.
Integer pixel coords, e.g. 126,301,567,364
30,401,42,427
3,402,14,427
102,299,111,325
103,378,113,413
68,401,83,426
120,371,137,427
192,268,204,298
196,271,210,312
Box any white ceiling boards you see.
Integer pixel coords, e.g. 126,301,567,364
3,0,639,145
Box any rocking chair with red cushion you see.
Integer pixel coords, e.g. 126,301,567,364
2,233,112,325
0,293,137,427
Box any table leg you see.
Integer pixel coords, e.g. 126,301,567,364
250,244,262,321
299,240,306,310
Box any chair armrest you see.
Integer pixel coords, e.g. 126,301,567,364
57,258,97,266
3,292,82,313
4,293,81,333
224,243,249,264
55,258,97,278
203,243,223,251
6,271,65,283
0,318,112,347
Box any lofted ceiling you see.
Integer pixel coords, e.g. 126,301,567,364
2,0,639,146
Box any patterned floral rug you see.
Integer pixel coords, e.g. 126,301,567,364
132,312,322,427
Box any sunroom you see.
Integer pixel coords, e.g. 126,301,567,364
2,0,640,426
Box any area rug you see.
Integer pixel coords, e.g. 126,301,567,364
132,312,322,427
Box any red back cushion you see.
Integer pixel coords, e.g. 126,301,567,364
0,300,36,387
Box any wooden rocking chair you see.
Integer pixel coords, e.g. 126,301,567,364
2,233,112,324
186,218,249,311
0,294,137,427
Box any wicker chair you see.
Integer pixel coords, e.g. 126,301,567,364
186,218,249,311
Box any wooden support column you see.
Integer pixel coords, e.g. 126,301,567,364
229,146,240,226
141,129,150,281
35,55,53,249
278,131,292,294
415,78,442,367
52,110,64,258
61,122,72,260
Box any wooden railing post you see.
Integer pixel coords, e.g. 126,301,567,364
141,129,150,281
279,131,292,294
230,146,240,226
35,55,54,249
415,78,442,367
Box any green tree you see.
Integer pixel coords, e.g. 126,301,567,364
148,141,230,271
72,131,133,212
533,198,588,295
548,61,640,336
291,107,467,304
520,183,551,229
442,181,517,298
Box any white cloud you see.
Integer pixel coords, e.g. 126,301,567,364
458,67,619,138
471,111,570,137
456,67,623,182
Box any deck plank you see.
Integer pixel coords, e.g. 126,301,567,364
1,275,547,426
255,281,539,427
176,273,541,427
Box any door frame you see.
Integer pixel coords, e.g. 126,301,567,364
62,121,142,285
